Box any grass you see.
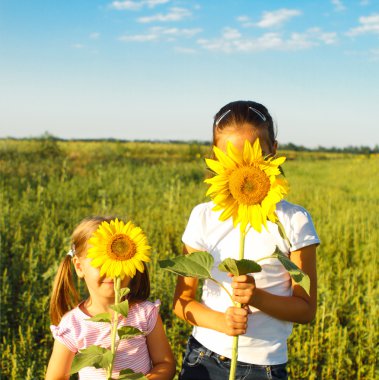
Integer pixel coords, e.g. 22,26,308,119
0,139,377,379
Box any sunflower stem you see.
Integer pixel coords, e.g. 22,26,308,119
276,219,292,248
229,229,246,380
256,254,278,262
209,278,234,303
107,276,121,380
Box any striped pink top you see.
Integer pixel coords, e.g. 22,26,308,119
50,300,160,379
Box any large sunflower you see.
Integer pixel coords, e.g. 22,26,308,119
87,219,151,279
205,139,289,232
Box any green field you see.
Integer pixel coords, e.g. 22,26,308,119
1,139,378,379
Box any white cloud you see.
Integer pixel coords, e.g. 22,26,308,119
111,1,142,10
118,26,201,42
89,32,100,39
307,27,338,44
237,16,250,23
137,7,191,23
319,32,338,44
110,0,170,11
344,47,379,62
72,43,85,49
145,0,170,7
347,13,379,36
236,16,254,28
118,33,158,41
150,26,202,37
174,46,197,54
223,27,242,40
197,27,337,53
331,0,346,12
256,9,302,28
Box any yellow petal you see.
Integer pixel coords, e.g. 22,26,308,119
226,141,243,165
252,139,263,160
213,146,237,169
205,158,225,175
270,156,286,166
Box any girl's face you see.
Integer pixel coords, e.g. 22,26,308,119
216,123,276,156
73,255,131,304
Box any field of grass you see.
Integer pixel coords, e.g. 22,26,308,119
1,139,378,379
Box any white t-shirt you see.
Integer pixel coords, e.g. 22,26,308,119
182,200,320,365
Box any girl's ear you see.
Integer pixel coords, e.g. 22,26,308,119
72,256,85,278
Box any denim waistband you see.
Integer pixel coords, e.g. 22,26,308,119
189,335,287,368
189,335,250,364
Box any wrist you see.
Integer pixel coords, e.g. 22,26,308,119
213,310,229,334
249,287,263,308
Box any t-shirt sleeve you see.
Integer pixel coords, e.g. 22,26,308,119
50,323,78,353
287,206,320,252
145,300,161,335
182,204,207,251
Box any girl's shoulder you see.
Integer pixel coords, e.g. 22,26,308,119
190,201,214,212
275,199,316,230
188,201,220,221
50,306,87,352
276,200,320,250
276,199,311,218
128,300,161,334
130,299,161,316
58,304,87,325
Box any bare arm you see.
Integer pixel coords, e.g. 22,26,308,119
45,340,75,380
146,315,176,380
232,244,318,324
173,245,248,336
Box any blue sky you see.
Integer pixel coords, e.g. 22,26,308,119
1,0,378,148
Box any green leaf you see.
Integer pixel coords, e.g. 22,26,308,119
118,369,148,379
158,251,214,279
218,258,262,275
118,326,143,340
110,300,129,318
120,287,130,298
86,312,111,323
70,345,113,374
276,250,310,296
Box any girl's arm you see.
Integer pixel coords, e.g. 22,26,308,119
173,245,248,336
45,340,75,380
232,244,318,324
145,315,176,380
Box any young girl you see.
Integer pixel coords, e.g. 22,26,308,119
174,100,320,380
46,216,175,380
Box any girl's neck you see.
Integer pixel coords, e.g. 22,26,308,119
82,297,114,317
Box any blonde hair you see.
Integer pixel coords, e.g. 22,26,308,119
49,217,113,325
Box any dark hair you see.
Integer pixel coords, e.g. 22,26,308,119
49,216,150,324
128,262,150,306
212,100,277,148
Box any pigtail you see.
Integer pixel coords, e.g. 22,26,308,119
49,255,79,325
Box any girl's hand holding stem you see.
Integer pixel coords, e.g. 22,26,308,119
224,306,249,336
229,273,256,307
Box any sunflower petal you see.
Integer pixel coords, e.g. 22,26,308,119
205,158,225,175
213,146,237,168
226,141,243,165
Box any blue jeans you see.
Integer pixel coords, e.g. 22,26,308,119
179,336,288,380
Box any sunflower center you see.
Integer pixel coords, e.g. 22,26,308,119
229,166,270,205
109,234,136,261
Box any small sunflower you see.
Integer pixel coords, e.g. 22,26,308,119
205,139,289,232
87,219,151,279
